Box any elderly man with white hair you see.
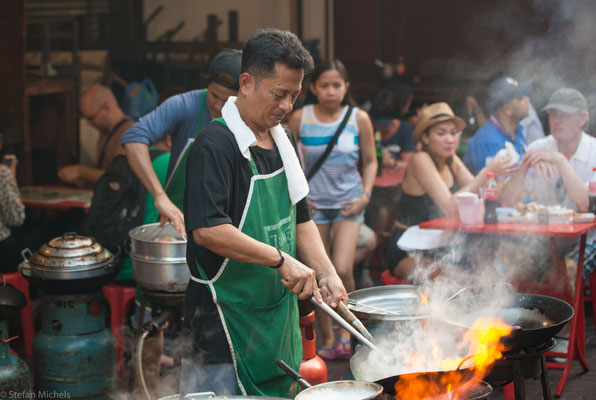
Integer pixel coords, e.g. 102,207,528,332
501,87,596,278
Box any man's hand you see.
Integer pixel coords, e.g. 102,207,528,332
154,191,186,237
522,149,563,179
318,272,348,308
485,155,517,177
58,165,83,186
278,254,321,302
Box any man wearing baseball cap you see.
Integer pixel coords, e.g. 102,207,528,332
502,87,596,278
463,77,530,174
122,49,242,233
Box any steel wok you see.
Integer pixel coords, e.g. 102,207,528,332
439,293,574,351
350,347,476,396
277,360,383,400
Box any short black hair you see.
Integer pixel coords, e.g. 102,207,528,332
242,29,314,79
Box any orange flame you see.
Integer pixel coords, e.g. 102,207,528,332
394,317,512,399
421,293,428,304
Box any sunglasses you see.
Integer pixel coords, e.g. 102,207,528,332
81,102,107,121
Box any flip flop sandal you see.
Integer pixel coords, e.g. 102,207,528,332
317,346,337,361
334,337,351,358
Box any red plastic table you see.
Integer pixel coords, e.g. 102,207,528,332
419,217,596,396
20,185,92,210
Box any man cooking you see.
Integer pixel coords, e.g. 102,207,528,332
180,29,348,398
122,49,242,234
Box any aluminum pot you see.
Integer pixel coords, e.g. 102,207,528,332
18,232,117,294
158,393,289,400
129,222,190,293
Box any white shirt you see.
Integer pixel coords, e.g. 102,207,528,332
525,131,596,243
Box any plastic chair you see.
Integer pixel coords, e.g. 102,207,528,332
1,272,34,357
103,283,136,377
590,272,596,334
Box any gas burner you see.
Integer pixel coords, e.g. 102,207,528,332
143,290,186,306
485,338,557,400
501,337,557,357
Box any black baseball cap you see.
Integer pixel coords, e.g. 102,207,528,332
209,49,242,91
487,77,531,112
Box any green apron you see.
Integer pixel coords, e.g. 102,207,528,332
192,119,302,397
165,89,208,210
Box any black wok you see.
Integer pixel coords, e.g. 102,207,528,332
440,293,574,351
0,281,27,320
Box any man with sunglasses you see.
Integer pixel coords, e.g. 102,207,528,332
463,77,530,174
501,88,596,279
58,83,133,187
122,49,242,234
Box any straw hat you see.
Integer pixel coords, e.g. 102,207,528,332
413,102,466,143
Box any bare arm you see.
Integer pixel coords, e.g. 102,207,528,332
524,149,589,212
296,220,347,307
285,109,303,141
454,154,516,195
341,109,377,217
500,158,531,207
57,164,104,186
192,223,323,302
124,142,185,234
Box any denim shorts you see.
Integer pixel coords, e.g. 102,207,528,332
312,208,364,225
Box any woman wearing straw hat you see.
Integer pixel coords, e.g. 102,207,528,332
385,102,514,280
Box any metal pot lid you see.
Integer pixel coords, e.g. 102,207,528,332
26,232,114,269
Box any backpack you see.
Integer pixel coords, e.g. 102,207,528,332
80,149,164,255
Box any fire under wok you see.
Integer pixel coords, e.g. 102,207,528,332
350,348,477,397
439,292,574,351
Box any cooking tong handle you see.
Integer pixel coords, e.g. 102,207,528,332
310,296,378,351
335,301,375,344
276,360,312,389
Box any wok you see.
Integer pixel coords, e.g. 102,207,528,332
440,293,574,351
277,360,383,400
0,280,26,320
158,394,289,400
350,347,476,396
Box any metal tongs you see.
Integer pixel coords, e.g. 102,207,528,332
310,296,378,351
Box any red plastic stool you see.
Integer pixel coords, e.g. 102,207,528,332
103,283,136,377
299,311,327,385
2,272,34,357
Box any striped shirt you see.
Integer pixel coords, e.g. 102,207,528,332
300,105,362,208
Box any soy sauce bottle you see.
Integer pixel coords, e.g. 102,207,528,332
483,172,499,224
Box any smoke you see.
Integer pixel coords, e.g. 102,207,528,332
353,231,558,382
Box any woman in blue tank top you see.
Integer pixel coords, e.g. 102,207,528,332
287,60,377,360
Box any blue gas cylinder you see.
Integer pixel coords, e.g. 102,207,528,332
0,320,32,398
34,292,116,399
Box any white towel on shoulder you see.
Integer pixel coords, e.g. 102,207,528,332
221,96,309,205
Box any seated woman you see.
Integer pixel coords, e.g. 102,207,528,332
0,124,25,273
385,102,513,280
